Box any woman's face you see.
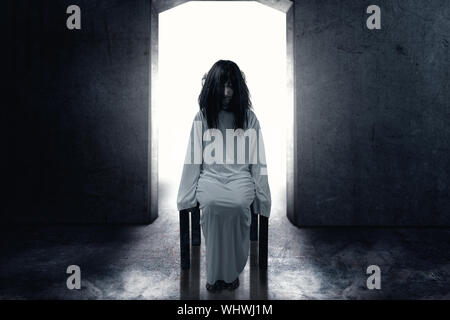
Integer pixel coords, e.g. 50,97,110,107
221,80,233,110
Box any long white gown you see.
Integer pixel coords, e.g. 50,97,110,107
177,108,271,284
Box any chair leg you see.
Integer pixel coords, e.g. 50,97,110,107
191,207,201,246
180,210,190,269
259,216,268,269
250,210,258,241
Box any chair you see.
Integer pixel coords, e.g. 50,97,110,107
179,202,268,270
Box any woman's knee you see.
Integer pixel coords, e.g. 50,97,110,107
199,197,219,210
230,194,252,211
200,197,249,212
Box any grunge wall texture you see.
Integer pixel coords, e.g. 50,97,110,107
292,0,450,226
4,0,152,223
3,0,450,225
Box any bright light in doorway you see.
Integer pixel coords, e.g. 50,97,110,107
158,1,287,214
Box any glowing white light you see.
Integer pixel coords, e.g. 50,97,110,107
158,1,287,213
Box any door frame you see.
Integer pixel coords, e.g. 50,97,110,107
148,0,295,223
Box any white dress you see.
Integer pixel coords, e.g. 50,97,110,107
177,108,271,284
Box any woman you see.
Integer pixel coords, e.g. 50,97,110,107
177,60,271,292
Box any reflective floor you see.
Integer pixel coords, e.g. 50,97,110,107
1,209,450,299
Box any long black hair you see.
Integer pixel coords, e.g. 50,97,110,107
198,60,252,130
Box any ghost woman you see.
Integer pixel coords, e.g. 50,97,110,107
177,60,271,292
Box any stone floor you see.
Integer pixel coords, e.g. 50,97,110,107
1,209,450,300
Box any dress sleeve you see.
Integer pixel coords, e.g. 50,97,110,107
176,112,203,211
249,114,272,218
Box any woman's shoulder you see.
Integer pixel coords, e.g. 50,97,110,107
246,108,260,128
193,110,205,122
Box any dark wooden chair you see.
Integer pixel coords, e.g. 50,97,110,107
179,202,268,269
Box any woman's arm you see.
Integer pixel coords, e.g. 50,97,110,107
249,113,272,218
177,112,203,211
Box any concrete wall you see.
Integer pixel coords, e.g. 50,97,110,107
4,0,153,223
293,0,450,226
4,0,450,225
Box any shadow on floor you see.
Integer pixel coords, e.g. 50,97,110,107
180,242,268,300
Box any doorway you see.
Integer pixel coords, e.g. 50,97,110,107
150,0,294,220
